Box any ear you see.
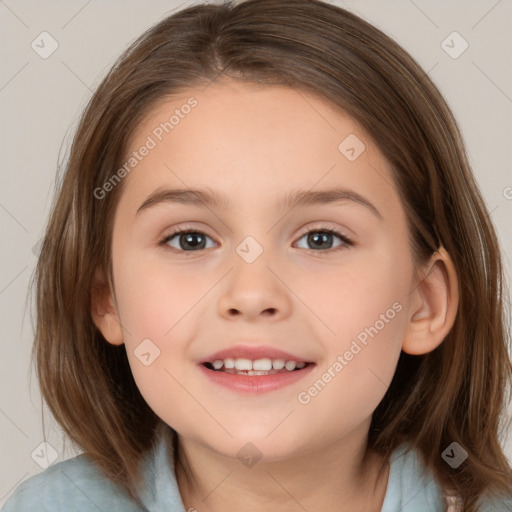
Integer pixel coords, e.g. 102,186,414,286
401,247,459,355
90,266,124,346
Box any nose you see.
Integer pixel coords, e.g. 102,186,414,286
217,255,292,322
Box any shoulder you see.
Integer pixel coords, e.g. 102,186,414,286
382,443,512,512
444,486,512,511
474,490,512,511
380,443,446,511
1,454,141,512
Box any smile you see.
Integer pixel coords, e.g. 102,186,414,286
199,358,316,393
203,357,310,375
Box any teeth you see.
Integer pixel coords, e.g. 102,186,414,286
234,358,252,371
224,358,235,369
247,370,273,376
272,359,285,370
285,361,297,371
206,357,308,373
253,358,272,371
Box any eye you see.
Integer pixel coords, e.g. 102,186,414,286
158,225,353,253
159,229,216,252
294,226,353,253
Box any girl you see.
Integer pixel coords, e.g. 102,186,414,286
3,0,512,510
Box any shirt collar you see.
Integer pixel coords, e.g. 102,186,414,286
138,425,187,512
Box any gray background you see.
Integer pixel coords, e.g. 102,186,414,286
1,0,511,505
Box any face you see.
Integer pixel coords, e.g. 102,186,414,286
104,80,419,460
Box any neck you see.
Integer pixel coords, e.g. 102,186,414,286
173,433,390,512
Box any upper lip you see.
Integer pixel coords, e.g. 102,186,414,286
198,344,314,365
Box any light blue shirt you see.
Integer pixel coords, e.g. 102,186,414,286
3,430,512,511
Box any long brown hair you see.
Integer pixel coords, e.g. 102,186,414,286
32,0,512,509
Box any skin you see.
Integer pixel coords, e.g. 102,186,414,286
92,79,459,511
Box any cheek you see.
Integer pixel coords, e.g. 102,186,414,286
294,243,412,349
294,247,411,425
114,253,209,342
112,254,216,405
295,253,409,402
112,256,201,422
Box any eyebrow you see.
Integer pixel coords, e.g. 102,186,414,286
136,186,383,220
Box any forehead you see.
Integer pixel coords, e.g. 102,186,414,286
118,80,402,218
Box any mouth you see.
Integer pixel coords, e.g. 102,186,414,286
197,344,316,393
202,358,314,376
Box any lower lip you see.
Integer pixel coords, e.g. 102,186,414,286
197,363,316,393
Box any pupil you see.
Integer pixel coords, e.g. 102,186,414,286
181,233,205,250
309,232,332,249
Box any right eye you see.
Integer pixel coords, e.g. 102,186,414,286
158,229,217,252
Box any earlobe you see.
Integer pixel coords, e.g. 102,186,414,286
402,247,459,355
90,266,124,346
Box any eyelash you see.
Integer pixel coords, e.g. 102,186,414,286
157,224,354,255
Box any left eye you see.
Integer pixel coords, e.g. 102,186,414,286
295,228,352,252
159,228,353,253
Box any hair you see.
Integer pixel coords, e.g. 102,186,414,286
32,0,512,509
